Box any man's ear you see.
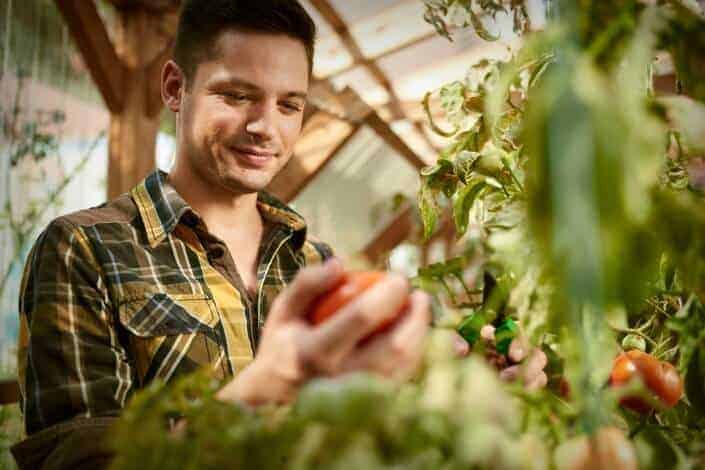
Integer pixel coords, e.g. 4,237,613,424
162,60,185,112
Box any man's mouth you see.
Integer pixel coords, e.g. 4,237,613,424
230,146,277,168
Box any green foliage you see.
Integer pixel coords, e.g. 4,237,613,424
422,1,532,42
112,333,567,470
417,0,705,461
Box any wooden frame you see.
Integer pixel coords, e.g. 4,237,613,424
0,379,20,405
308,0,438,154
55,0,126,114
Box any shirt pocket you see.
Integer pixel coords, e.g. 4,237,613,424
117,293,225,384
118,292,218,337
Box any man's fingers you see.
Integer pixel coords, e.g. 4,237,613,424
309,273,411,352
499,364,520,382
454,332,470,357
268,257,344,324
525,371,548,392
523,348,548,380
344,290,431,380
508,335,531,363
384,290,431,351
480,325,496,343
499,348,548,389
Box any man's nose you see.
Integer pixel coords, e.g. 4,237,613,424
245,101,277,142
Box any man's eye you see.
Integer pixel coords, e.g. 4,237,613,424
223,92,248,101
281,102,303,112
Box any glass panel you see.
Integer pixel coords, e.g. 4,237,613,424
350,0,435,59
0,0,111,376
329,0,404,25
291,126,420,257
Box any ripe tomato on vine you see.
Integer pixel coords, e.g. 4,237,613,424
609,350,683,413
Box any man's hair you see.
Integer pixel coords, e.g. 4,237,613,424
173,0,317,83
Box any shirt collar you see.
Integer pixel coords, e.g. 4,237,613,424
130,169,308,248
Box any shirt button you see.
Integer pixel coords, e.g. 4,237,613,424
182,212,198,227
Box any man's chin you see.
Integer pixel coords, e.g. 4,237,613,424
216,174,272,195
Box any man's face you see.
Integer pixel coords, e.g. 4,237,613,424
177,30,309,194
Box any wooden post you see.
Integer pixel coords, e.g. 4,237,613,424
0,379,20,405
107,8,175,198
362,205,414,265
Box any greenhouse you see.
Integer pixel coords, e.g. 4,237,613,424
1,0,704,469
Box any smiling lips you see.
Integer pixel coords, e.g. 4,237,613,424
230,146,277,168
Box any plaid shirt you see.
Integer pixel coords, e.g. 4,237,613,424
12,170,332,469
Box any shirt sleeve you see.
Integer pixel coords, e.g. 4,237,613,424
13,217,132,469
305,238,335,264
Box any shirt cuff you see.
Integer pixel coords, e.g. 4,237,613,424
11,416,119,470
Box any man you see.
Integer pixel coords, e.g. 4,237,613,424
12,1,545,468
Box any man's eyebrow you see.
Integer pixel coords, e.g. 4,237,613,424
210,76,307,100
284,91,308,100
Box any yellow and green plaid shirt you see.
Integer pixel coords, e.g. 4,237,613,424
12,169,332,469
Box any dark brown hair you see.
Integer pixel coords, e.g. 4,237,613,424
173,0,316,83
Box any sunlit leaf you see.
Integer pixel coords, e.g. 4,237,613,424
453,181,486,236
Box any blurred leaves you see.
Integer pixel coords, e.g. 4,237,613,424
113,336,563,470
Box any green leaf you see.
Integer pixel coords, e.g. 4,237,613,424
419,181,439,241
423,2,453,42
494,318,518,355
453,150,480,183
423,91,457,137
421,158,454,177
457,312,486,346
469,9,499,41
418,257,465,279
685,344,705,416
452,181,486,236
634,426,689,470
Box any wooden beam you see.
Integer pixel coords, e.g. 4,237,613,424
309,86,428,167
0,379,20,405
308,0,439,153
268,119,362,203
108,8,169,198
362,205,414,264
267,85,379,202
302,102,320,128
54,0,126,114
322,30,438,80
365,112,427,169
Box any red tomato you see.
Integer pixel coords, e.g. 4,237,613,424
656,361,683,408
308,271,408,338
609,350,683,413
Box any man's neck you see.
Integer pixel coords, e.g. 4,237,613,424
167,163,263,241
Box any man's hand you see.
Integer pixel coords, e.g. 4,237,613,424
454,324,548,392
217,258,431,406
